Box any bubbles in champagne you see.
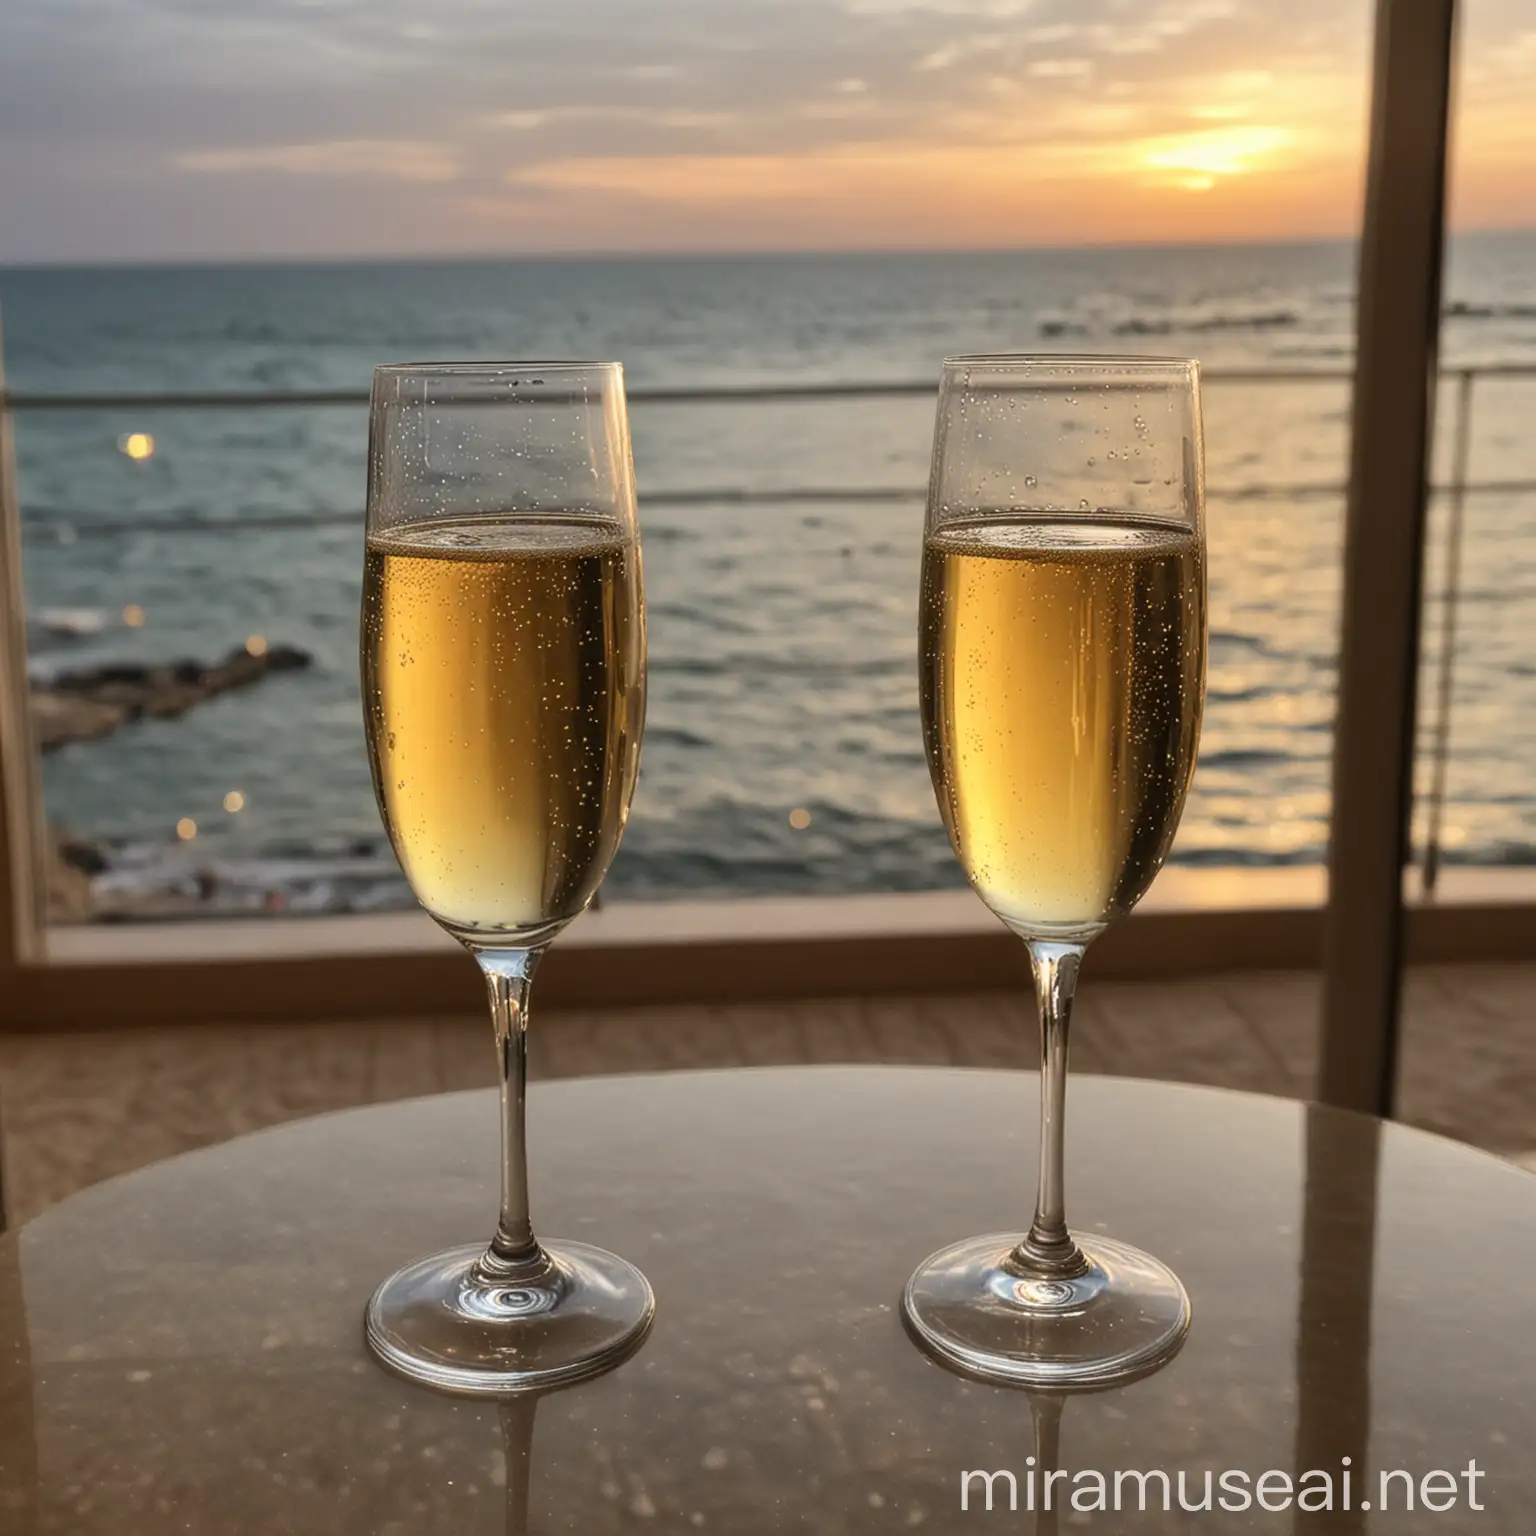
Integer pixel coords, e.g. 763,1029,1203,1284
919,516,1205,936
362,516,644,945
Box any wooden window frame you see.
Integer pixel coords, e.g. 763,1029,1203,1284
3,0,1531,1067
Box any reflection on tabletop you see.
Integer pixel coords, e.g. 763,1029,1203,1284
1,1069,1532,1532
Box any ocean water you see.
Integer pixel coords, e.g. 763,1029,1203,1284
2,237,1534,918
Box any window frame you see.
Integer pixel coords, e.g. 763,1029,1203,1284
3,1,1530,1083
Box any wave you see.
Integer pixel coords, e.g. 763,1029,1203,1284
90,845,413,920
1169,848,1324,868
645,725,715,749
1037,309,1303,338
1197,748,1293,770
650,653,907,680
31,607,110,638
1113,310,1300,336
1077,295,1536,332
1444,301,1536,320
1209,629,1279,658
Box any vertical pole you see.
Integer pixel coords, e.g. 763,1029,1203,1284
0,310,45,978
1321,0,1457,1117
0,306,48,1230
1420,369,1475,899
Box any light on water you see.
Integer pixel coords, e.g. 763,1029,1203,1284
175,817,197,842
117,432,155,461
6,241,1535,917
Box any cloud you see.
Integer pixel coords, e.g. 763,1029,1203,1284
176,139,461,183
1028,58,1092,78
0,0,1531,259
489,107,738,133
842,0,1036,14
513,154,838,204
916,44,958,70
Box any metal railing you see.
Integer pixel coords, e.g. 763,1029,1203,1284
7,365,1536,513
4,362,1534,895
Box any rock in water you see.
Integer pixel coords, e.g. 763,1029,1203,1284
44,825,110,922
31,643,313,752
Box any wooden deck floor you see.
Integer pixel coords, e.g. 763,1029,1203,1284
3,964,1534,1227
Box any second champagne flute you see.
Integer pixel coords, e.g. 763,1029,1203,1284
360,361,651,1395
904,355,1207,1387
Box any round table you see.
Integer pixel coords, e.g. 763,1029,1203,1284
2,1066,1534,1533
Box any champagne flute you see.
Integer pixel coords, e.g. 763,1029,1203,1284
360,362,652,1394
904,356,1206,1386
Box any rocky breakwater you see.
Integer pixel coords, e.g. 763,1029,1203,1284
32,641,312,752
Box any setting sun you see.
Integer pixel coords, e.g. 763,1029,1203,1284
0,3,1532,260
1140,127,1293,191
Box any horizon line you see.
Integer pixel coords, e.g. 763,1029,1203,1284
4,222,1534,273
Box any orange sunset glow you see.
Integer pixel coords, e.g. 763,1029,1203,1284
503,122,1346,249
0,0,1532,260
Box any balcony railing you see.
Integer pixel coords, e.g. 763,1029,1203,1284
3,362,1533,898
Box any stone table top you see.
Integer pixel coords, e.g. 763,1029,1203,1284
2,1065,1533,1532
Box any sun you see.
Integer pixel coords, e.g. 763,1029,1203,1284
1138,126,1293,189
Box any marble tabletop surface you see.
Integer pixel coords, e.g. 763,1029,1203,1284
2,1065,1534,1533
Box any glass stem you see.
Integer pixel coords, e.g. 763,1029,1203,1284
475,948,550,1284
1016,939,1090,1278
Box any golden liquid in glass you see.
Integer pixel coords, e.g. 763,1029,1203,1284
920,518,1204,937
362,516,644,944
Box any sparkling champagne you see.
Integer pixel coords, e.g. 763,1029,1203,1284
920,517,1204,937
362,516,644,944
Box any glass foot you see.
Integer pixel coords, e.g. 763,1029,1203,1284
365,1240,655,1396
902,1231,1190,1388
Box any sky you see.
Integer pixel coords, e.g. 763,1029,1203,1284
0,0,1532,263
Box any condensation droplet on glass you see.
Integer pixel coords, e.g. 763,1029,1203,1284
1087,457,1096,467
1078,499,1091,511
1024,475,1037,488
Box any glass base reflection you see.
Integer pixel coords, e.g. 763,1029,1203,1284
365,1239,654,1396
902,1231,1190,1388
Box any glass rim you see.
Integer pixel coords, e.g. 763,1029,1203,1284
371,359,623,378
941,353,1199,373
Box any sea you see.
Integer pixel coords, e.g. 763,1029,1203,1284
2,235,1534,919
